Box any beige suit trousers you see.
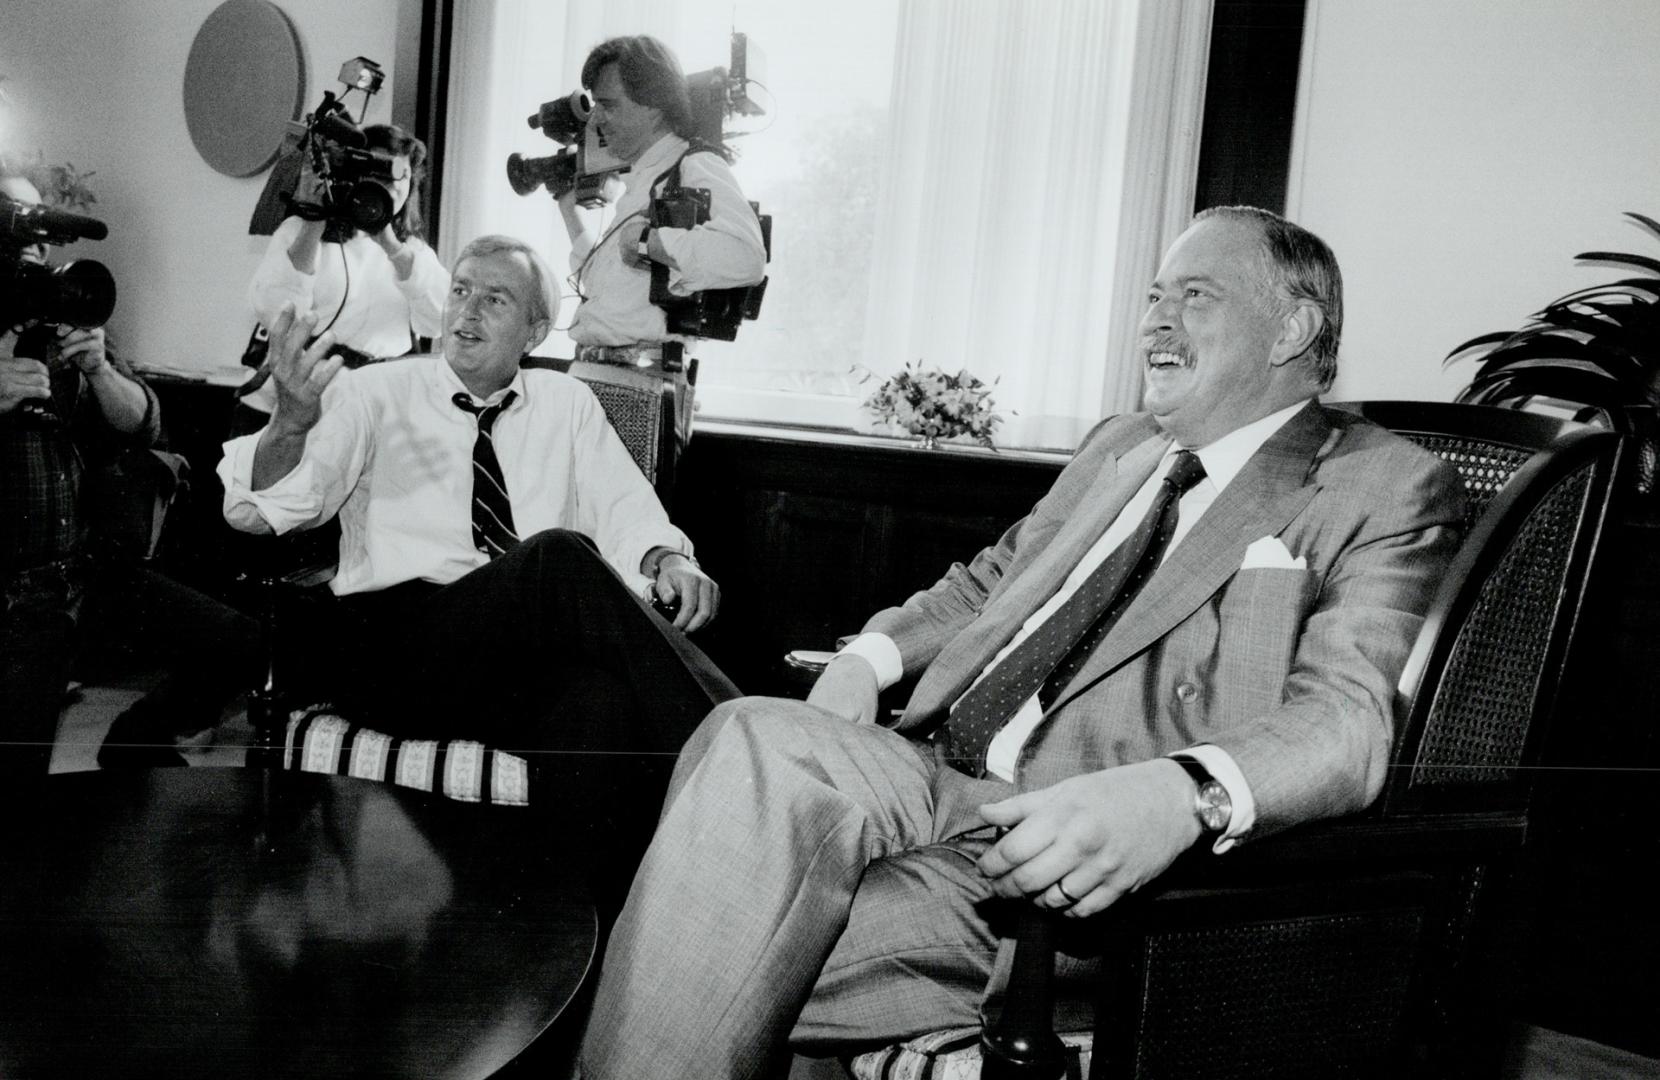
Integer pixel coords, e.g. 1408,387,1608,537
579,696,1015,1079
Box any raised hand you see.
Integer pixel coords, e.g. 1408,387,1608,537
266,302,342,435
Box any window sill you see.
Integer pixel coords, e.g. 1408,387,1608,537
694,384,1090,458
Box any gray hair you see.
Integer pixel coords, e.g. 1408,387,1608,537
453,234,560,324
1194,205,1344,389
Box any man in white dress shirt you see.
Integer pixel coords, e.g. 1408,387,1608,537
220,234,738,906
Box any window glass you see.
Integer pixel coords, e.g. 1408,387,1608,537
693,1,899,405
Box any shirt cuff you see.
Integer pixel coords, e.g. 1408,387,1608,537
1179,743,1257,854
837,632,903,691
217,431,280,534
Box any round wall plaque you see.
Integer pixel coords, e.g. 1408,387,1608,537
183,0,306,178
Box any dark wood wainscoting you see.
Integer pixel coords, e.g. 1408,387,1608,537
672,425,1066,696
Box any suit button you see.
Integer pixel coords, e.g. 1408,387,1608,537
1174,682,1199,703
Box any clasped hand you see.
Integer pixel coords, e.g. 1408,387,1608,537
651,554,719,633
977,758,1201,918
806,654,1200,917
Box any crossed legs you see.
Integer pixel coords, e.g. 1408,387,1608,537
579,697,1013,1079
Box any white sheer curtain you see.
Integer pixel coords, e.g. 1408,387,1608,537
860,0,1211,442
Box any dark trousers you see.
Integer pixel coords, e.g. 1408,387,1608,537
0,559,259,784
290,528,741,916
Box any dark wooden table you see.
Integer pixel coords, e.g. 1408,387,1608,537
0,768,595,1079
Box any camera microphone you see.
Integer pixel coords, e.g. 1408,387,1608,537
1,197,109,243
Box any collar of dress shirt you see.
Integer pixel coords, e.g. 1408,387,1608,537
1175,397,1315,494
429,354,530,409
627,132,692,192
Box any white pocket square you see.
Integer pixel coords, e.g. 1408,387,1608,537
1241,536,1307,570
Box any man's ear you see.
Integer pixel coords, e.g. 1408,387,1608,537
526,318,553,355
1270,301,1323,368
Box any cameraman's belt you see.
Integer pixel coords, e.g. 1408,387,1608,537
575,341,685,373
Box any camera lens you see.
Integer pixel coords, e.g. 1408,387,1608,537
344,181,396,234
9,259,117,329
506,152,577,198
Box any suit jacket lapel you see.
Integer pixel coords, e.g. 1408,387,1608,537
903,420,1170,725
1043,401,1334,715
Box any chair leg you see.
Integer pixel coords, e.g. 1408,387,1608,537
980,907,1069,1080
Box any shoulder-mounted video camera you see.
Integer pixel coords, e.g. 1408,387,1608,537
509,33,773,340
1,194,117,333
249,58,397,240
506,32,768,207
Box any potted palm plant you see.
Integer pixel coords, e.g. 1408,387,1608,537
1445,210,1660,496
1446,212,1660,1059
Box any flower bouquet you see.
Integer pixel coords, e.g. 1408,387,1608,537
860,361,1004,449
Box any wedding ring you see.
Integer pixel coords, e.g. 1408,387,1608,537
1055,882,1082,905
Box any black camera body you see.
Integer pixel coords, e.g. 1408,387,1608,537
249,58,397,239
1,194,117,333
508,31,768,209
291,91,400,237
648,184,771,342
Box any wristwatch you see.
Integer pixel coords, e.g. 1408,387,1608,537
636,226,653,260
1169,753,1233,838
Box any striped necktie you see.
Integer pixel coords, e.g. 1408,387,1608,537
941,449,1208,775
452,390,520,559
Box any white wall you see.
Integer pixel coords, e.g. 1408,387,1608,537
1289,0,1660,403
1,0,403,375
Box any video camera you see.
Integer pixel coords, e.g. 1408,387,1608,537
1,193,117,333
509,33,773,340
506,32,768,206
250,58,399,239
505,88,628,206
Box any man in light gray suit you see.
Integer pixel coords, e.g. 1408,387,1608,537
578,206,1468,1078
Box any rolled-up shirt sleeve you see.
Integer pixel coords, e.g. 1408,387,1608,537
653,153,766,295
219,375,370,536
566,386,690,592
398,238,449,338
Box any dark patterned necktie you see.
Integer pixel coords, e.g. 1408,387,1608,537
942,449,1207,774
452,390,520,558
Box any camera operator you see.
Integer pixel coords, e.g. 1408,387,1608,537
559,36,766,381
0,167,257,780
245,123,448,412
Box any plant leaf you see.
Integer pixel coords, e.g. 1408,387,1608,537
1550,280,1660,309
1469,337,1650,385
1533,304,1621,337
1458,365,1649,413
1623,211,1660,241
1576,250,1660,276
1445,330,1526,360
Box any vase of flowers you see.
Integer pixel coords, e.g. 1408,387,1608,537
859,361,1005,449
